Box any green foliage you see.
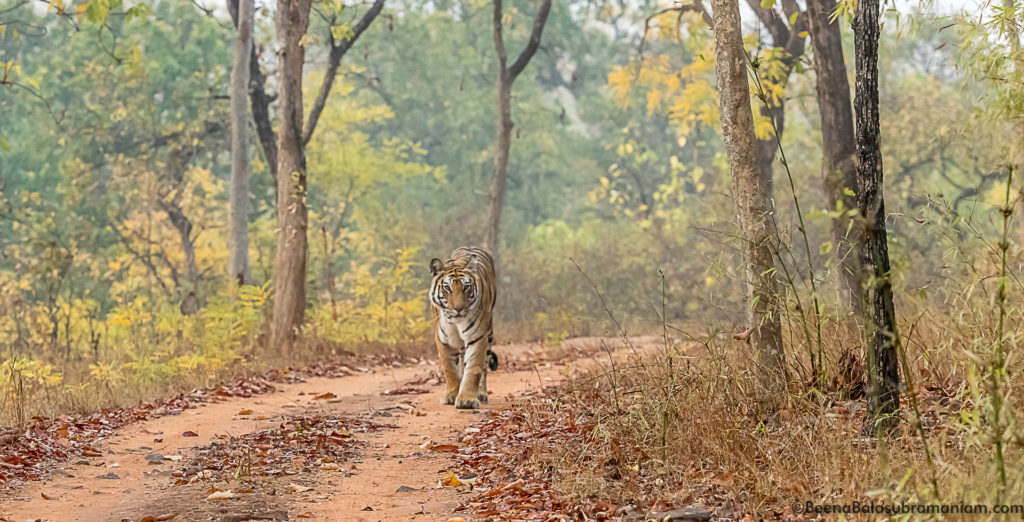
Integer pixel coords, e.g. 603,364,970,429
2,6,1024,514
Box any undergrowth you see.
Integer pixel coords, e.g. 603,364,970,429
503,221,1024,518
0,250,432,428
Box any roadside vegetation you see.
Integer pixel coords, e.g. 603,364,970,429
2,0,1024,516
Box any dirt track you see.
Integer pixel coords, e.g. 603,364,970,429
0,341,577,522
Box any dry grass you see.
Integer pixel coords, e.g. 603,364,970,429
499,304,1024,519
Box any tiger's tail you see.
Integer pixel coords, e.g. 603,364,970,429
487,349,499,371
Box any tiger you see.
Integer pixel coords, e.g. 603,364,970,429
429,246,499,409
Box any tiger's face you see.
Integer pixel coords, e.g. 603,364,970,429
430,258,479,319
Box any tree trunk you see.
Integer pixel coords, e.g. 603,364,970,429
484,77,512,256
712,0,787,407
228,0,254,286
743,0,807,207
754,102,783,203
162,202,199,292
808,0,862,315
320,226,334,301
264,0,383,351
270,0,312,351
853,0,900,432
228,0,277,180
484,0,551,259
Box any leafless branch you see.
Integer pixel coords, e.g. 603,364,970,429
302,0,386,146
506,0,553,82
637,1,711,63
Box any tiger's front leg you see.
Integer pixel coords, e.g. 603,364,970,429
436,337,461,405
455,339,489,409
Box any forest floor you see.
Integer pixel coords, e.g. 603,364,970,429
0,337,684,522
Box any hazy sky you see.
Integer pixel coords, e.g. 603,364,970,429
893,0,988,14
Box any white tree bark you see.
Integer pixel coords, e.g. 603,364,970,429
711,0,787,408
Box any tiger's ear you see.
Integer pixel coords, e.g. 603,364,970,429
430,258,444,276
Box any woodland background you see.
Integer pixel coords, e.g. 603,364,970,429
2,0,1024,510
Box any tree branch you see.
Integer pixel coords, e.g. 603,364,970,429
638,1,712,61
506,0,553,82
302,0,385,146
745,0,789,45
108,221,176,297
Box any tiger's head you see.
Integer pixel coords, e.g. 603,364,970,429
430,256,481,319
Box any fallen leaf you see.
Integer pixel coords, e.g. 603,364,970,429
441,471,463,487
733,327,754,343
712,472,735,486
206,490,235,500
313,392,336,400
430,444,459,452
289,483,313,493
237,409,253,416
182,431,199,437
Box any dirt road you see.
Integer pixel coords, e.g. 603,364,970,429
0,342,575,522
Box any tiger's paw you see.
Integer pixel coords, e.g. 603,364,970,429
441,392,458,405
478,392,489,403
454,396,481,410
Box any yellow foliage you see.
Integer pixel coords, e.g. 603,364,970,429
309,247,431,345
608,17,796,146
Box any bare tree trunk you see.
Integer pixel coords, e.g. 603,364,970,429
712,0,787,408
228,0,277,180
807,0,862,315
267,0,384,351
853,0,900,432
754,104,781,202
484,75,512,256
484,0,552,258
270,0,312,351
161,202,199,292
744,0,807,206
228,0,254,286
320,226,334,301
